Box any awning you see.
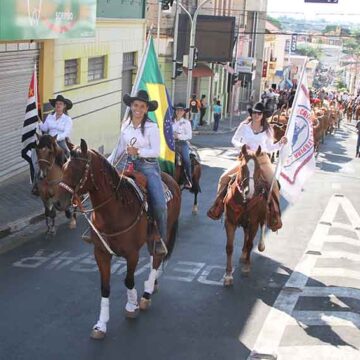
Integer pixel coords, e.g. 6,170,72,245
183,63,214,78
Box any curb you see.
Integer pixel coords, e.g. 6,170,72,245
0,212,44,253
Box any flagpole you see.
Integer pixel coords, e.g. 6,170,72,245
266,58,308,203
109,33,153,165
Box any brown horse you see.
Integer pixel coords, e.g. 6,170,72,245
222,145,268,285
54,139,181,339
174,144,201,214
35,134,76,235
355,105,360,121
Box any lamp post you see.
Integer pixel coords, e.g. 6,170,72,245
177,0,211,103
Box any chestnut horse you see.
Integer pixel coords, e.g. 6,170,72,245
222,145,268,285
54,139,181,339
174,144,201,214
35,134,76,235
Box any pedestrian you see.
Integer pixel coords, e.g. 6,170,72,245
213,100,222,132
172,103,192,188
356,119,360,157
189,94,201,130
199,94,208,126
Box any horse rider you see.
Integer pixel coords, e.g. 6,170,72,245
207,102,287,230
113,90,168,256
172,102,193,189
32,94,73,196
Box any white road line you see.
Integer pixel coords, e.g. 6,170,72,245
311,268,360,280
248,195,360,359
318,251,360,262
324,235,360,248
277,346,360,360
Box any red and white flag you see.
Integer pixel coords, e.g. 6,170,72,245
21,65,41,182
277,72,316,203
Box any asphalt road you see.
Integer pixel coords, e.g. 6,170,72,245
1,122,360,360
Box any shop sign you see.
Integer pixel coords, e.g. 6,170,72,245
262,61,268,78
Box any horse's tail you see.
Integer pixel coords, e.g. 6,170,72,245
165,220,178,260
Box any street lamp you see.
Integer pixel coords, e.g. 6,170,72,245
177,0,211,103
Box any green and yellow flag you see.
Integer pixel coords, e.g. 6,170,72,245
136,37,175,175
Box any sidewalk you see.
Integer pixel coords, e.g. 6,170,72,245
193,112,247,135
0,171,44,245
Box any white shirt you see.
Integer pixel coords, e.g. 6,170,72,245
231,121,281,153
172,118,192,141
39,113,73,141
115,119,160,159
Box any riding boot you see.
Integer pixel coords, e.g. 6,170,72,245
31,181,40,196
153,207,168,256
207,178,230,220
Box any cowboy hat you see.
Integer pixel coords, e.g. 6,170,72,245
49,94,73,110
172,102,189,112
248,102,265,116
123,90,158,112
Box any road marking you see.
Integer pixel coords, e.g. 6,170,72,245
311,268,360,280
277,346,360,360
248,194,360,359
301,286,360,299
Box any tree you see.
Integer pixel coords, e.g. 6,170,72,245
266,15,282,30
322,25,337,34
295,45,323,60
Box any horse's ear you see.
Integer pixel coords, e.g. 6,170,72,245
241,144,248,157
80,139,88,155
52,134,58,142
256,146,262,156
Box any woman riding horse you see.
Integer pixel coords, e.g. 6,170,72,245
172,102,192,189
114,90,168,256
32,94,73,195
207,102,287,231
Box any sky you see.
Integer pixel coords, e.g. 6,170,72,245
267,0,360,23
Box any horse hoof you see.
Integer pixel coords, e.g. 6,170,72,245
192,206,198,215
125,308,139,319
258,242,265,252
69,219,76,229
223,275,233,287
140,297,151,311
90,328,106,340
241,265,251,276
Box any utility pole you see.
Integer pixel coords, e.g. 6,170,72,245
156,1,162,55
171,0,180,103
178,0,211,104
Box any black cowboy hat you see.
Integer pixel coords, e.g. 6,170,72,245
49,94,73,110
172,102,189,112
123,90,158,112
248,102,265,116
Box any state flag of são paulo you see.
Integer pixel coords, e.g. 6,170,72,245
277,73,316,203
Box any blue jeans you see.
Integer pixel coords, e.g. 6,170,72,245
117,156,167,240
176,140,192,181
213,113,221,131
191,112,200,130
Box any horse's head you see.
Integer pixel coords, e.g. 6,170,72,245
238,145,262,200
36,134,59,179
54,139,94,211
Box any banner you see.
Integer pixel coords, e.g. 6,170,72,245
0,0,96,40
277,71,315,202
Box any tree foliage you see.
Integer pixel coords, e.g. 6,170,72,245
266,15,282,30
295,45,323,60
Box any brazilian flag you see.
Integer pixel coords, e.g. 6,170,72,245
136,37,175,175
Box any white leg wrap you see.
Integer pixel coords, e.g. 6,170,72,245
126,288,139,312
93,297,109,333
144,269,158,294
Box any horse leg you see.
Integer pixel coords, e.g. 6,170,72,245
140,256,160,311
192,191,199,215
90,247,112,340
258,223,266,252
45,204,56,237
124,253,140,318
65,206,77,229
224,220,236,286
242,224,258,275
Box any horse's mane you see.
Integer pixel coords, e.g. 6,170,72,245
38,134,66,167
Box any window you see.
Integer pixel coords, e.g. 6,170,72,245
64,59,79,86
88,56,106,82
